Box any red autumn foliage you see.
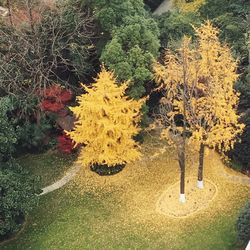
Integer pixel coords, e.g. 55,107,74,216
41,100,65,112
57,133,76,154
41,84,72,113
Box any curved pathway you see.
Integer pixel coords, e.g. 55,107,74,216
39,163,81,196
221,170,250,185
153,0,173,16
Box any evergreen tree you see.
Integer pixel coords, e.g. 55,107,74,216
92,0,160,99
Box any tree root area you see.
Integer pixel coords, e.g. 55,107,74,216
156,178,217,218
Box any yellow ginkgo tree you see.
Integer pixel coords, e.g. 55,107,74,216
154,21,244,202
187,22,244,189
154,37,197,203
67,66,143,170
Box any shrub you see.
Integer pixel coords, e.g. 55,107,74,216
57,133,76,154
236,201,250,246
15,117,54,152
40,84,72,113
0,97,18,161
0,161,39,238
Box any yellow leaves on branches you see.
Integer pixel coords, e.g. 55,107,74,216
67,67,144,167
154,21,244,153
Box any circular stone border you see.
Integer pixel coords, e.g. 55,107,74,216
156,178,218,218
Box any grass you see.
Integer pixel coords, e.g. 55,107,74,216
17,151,76,188
1,188,242,250
1,138,250,250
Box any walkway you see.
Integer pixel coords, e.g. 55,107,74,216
39,163,81,196
153,0,173,16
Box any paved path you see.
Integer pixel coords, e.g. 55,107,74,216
153,0,173,16
221,171,250,185
39,163,81,196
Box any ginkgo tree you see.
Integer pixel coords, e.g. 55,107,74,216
154,21,244,202
67,66,144,169
154,37,197,203
187,22,244,188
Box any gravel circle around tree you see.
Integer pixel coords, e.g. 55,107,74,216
156,178,218,218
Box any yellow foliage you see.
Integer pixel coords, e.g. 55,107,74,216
173,0,205,13
154,21,244,152
67,66,144,167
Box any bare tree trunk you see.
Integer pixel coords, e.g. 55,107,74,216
6,0,13,26
197,143,205,188
27,0,34,33
178,44,188,203
178,138,186,202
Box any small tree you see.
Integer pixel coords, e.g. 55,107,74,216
67,67,143,168
154,37,196,203
185,22,244,188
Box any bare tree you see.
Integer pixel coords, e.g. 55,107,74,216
6,0,13,26
0,2,96,117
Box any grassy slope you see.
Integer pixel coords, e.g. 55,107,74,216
1,140,249,250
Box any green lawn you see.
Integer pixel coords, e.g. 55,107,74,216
17,151,76,188
1,144,249,250
1,188,242,250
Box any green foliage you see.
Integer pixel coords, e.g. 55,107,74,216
236,201,250,246
16,118,54,152
0,97,17,161
0,161,39,237
3,96,57,153
100,11,160,98
228,108,250,172
199,0,250,58
157,11,201,48
92,0,145,32
230,68,250,171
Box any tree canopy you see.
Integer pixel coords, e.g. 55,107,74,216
67,67,143,167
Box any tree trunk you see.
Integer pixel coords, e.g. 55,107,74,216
197,143,205,189
178,137,186,203
27,0,34,33
6,0,13,26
